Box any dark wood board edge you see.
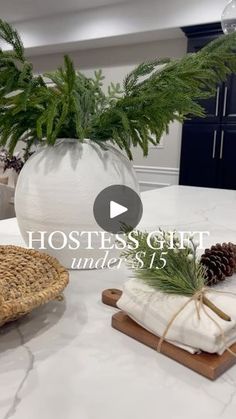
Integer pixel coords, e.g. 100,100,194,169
112,311,236,380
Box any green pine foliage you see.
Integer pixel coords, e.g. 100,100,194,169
122,230,232,321
123,230,206,296
1,19,236,159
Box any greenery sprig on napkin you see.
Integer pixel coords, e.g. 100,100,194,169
123,230,231,322
1,19,236,159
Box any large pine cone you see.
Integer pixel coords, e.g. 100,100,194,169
200,242,236,286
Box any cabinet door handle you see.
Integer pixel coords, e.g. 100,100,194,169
212,130,217,159
220,131,225,159
223,86,228,117
215,87,220,116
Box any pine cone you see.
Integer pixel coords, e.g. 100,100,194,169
200,242,236,286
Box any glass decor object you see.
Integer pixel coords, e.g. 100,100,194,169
221,0,236,34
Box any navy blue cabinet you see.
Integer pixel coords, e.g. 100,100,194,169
218,126,236,189
180,23,236,189
184,23,225,125
188,85,223,124
179,125,220,188
180,125,236,189
222,75,236,124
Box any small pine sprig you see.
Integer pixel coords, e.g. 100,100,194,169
123,230,231,321
123,230,206,296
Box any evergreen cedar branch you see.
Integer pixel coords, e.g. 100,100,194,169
0,19,236,160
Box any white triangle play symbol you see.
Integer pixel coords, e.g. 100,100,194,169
110,201,128,219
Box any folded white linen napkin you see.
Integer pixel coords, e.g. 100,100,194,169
117,277,236,354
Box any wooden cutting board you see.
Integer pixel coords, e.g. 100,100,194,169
102,288,236,380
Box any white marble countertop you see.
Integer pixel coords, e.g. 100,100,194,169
1,185,236,419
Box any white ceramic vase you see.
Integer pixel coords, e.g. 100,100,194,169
15,139,139,269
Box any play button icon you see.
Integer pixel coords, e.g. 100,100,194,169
110,201,128,219
93,185,143,234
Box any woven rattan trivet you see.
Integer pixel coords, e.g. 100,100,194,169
0,245,69,327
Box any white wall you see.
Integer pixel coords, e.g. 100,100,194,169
29,37,187,190
2,0,226,55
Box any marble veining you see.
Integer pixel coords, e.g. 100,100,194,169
3,323,35,419
0,185,236,419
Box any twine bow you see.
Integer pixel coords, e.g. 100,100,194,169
157,287,236,357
